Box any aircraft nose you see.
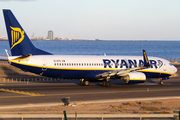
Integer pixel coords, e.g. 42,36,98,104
173,65,177,74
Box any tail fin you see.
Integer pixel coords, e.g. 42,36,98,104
3,9,52,56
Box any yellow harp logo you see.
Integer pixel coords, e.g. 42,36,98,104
10,26,25,49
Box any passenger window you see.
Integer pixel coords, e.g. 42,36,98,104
169,63,173,66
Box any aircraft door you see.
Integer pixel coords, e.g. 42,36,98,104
42,59,47,71
163,63,167,72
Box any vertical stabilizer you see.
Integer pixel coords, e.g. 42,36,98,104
3,9,52,56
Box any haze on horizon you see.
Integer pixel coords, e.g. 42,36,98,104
0,0,180,40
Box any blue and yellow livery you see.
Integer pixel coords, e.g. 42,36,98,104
3,9,177,87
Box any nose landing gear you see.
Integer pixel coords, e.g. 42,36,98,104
80,79,89,86
158,78,163,85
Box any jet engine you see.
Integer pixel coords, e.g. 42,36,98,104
121,72,146,83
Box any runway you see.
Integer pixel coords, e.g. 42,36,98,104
0,64,180,106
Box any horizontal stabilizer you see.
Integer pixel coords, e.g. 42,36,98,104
13,54,31,60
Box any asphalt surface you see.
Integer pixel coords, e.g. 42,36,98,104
0,64,180,106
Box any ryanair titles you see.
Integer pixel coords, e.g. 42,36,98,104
103,59,163,69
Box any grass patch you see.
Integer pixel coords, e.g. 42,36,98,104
123,102,138,106
142,107,160,111
152,101,162,105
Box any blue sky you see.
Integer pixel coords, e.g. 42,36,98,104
0,0,180,40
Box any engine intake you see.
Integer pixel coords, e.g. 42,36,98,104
121,72,146,83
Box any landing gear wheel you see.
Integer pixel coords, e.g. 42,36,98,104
84,80,89,86
158,81,163,85
80,79,89,86
158,78,163,85
107,81,112,87
102,80,107,87
102,80,111,87
80,79,84,86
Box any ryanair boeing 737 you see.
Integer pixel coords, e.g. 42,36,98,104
2,9,177,87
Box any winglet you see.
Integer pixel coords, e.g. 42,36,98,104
5,49,10,57
143,50,150,67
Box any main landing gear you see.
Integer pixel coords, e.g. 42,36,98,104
80,78,112,87
80,79,89,86
102,77,112,87
158,78,163,85
102,80,112,87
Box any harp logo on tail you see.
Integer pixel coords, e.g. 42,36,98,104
10,26,24,49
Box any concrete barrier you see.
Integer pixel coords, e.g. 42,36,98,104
0,113,178,119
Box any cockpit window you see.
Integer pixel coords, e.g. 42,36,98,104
169,63,173,66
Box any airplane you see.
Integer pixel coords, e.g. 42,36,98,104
2,9,177,87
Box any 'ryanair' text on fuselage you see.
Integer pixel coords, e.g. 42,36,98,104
103,59,163,69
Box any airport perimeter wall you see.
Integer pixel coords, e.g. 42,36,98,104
0,113,178,119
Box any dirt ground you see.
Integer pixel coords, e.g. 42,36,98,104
0,99,180,114
0,64,42,78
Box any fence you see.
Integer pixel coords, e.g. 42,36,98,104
0,77,79,83
0,113,178,120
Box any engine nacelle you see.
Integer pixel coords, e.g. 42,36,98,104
121,72,146,84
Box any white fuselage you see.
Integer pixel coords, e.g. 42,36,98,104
8,55,177,80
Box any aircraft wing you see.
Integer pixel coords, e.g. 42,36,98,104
96,50,151,79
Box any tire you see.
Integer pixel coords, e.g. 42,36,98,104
158,81,163,85
84,80,89,86
102,80,107,87
107,81,112,87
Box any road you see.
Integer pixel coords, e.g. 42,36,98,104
0,64,180,106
